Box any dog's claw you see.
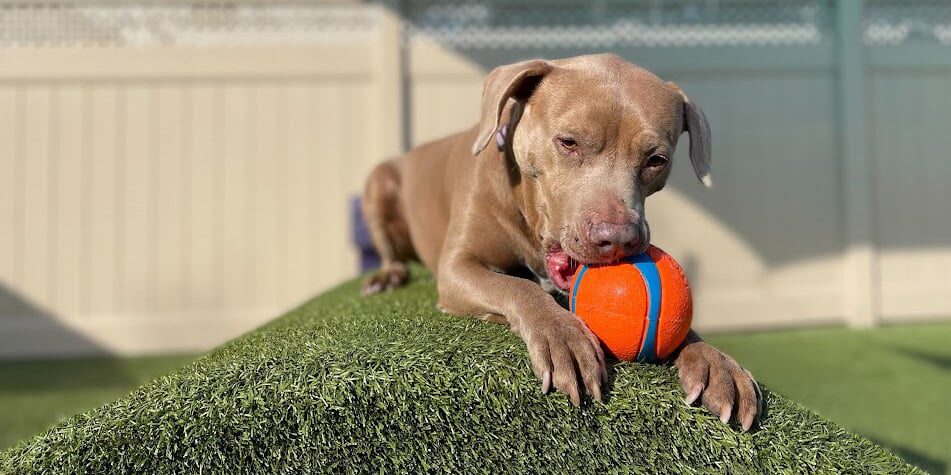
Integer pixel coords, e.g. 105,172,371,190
685,385,702,405
591,383,602,402
541,371,552,394
568,386,581,406
719,406,732,424
741,413,754,432
362,283,380,296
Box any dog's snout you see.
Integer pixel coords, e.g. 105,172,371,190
587,221,642,255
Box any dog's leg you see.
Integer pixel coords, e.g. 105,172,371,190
361,160,415,295
437,254,607,406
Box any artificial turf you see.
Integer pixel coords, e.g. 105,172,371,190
0,268,918,473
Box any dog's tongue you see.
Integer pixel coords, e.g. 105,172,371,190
545,248,576,291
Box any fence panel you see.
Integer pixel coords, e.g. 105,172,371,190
867,1,951,322
0,2,382,356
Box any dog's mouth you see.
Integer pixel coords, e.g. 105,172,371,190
545,246,580,291
545,234,649,291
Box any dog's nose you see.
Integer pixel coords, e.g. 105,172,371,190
588,222,642,255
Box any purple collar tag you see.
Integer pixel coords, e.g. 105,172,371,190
495,123,508,150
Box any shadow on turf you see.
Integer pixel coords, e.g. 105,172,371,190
870,436,945,475
0,358,146,394
892,346,951,372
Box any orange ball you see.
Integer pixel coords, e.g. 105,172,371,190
569,245,693,362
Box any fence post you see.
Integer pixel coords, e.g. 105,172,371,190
373,0,406,159
354,1,406,271
835,0,879,327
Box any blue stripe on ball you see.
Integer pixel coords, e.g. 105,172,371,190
570,264,589,314
628,253,662,363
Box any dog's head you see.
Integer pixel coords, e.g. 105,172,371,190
472,54,711,290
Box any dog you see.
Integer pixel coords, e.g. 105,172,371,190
361,54,761,430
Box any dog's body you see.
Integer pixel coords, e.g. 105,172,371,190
362,54,761,430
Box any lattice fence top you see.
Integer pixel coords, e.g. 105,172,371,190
4,1,951,49
0,1,379,47
405,0,832,49
866,0,951,45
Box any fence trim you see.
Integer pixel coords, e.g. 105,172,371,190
836,0,879,327
0,46,374,80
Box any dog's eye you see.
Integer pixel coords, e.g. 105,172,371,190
645,154,669,169
554,136,579,154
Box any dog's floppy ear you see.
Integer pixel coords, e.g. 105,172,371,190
472,59,552,156
668,82,712,187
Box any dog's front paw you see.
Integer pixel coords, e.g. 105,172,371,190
674,335,762,431
520,311,607,406
362,263,409,296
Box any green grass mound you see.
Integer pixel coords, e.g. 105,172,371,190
1,269,917,474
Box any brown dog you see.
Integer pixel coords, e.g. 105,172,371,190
361,54,761,430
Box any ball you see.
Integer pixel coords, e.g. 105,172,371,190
569,245,693,362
